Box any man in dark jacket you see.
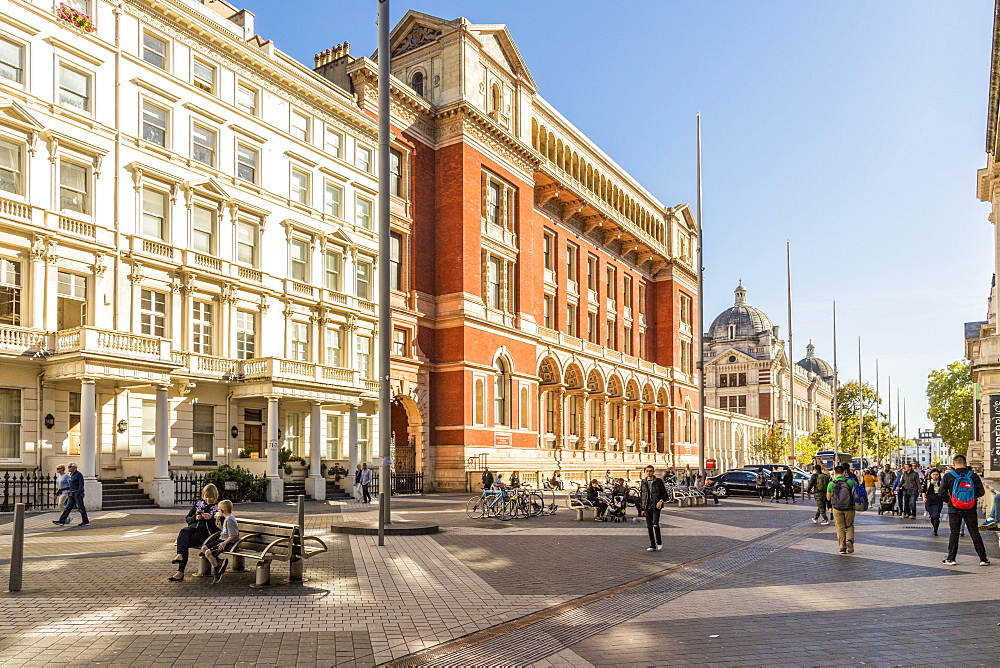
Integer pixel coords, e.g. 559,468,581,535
941,455,990,566
898,463,921,519
481,467,495,491
639,465,668,552
53,462,89,527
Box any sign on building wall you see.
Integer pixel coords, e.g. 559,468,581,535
990,395,1000,470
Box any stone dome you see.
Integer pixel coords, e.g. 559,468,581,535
797,342,834,382
708,282,774,341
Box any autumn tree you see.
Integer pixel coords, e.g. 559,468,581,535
926,360,973,457
750,428,789,464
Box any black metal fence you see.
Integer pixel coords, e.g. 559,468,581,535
172,472,268,505
0,472,60,512
370,472,424,495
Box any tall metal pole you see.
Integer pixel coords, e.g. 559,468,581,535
376,0,392,546
897,387,901,464
832,301,839,451
887,374,892,465
857,337,863,467
874,359,879,464
696,113,706,475
786,242,794,463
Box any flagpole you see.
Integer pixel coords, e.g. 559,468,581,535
858,337,863,468
887,374,892,466
832,301,839,452
786,242,795,464
874,359,880,465
696,113,706,475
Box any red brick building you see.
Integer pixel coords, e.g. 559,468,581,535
317,12,700,490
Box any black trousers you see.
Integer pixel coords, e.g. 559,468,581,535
947,507,988,562
175,525,210,572
645,507,662,547
362,483,371,503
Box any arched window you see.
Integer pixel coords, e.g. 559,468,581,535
474,378,485,425
411,71,424,97
494,359,509,426
490,84,501,116
728,324,737,339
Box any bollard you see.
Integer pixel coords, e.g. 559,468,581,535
8,502,24,592
289,495,304,582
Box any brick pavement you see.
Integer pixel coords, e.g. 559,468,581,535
1,494,999,666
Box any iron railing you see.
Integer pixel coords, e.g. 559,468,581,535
370,472,424,496
0,472,60,512
171,471,268,504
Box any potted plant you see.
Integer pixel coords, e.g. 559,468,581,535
56,3,97,33
328,462,348,482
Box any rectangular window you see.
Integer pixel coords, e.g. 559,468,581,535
606,266,616,301
680,293,692,326
290,168,310,205
392,328,408,356
680,340,692,375
324,414,343,459
356,334,372,378
0,259,21,326
191,124,216,167
566,303,577,338
566,243,579,287
324,251,342,291
141,102,168,146
486,182,500,225
57,271,87,330
486,256,502,309
236,221,257,266
638,285,646,315
355,197,372,229
59,64,90,111
0,37,24,84
142,32,167,69
587,255,598,291
324,183,342,217
141,399,156,458
720,395,748,415
236,83,258,115
356,145,372,173
141,187,167,239
542,231,554,272
606,318,616,349
192,59,216,94
192,404,214,460
356,260,372,300
59,161,89,214
389,148,402,197
284,413,302,456
389,232,402,291
290,321,309,362
192,205,215,254
0,388,22,459
324,128,342,158
290,110,310,142
623,275,633,313
587,311,598,344
290,238,310,282
638,330,646,359
623,325,633,356
324,328,341,366
236,144,258,183
0,139,22,194
139,289,166,337
543,293,554,329
192,301,213,354
235,310,256,359
357,417,371,463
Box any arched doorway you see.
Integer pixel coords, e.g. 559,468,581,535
390,397,417,474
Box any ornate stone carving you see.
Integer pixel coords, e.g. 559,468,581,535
391,25,442,57
258,294,269,314
345,313,358,332
534,184,561,208
29,235,47,262
561,199,585,223
582,214,605,234
220,282,238,305
92,251,106,277
128,261,144,285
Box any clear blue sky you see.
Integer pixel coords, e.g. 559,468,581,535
239,0,994,437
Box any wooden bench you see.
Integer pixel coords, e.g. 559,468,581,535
566,493,599,521
201,518,327,586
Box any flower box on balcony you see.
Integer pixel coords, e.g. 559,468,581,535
56,3,97,34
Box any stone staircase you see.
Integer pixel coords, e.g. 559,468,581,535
99,479,157,510
326,480,352,500
281,479,354,502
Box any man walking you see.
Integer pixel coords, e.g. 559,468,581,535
808,465,831,525
755,467,768,503
827,466,856,554
360,462,373,504
52,462,89,527
639,465,667,552
481,466,495,491
941,455,990,566
899,463,921,519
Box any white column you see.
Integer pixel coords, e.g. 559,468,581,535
80,379,97,480
266,396,282,501
148,383,174,507
306,402,325,500
348,404,359,499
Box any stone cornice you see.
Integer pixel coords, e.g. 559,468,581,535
435,102,540,178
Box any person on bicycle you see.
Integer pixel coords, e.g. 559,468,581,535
587,479,608,521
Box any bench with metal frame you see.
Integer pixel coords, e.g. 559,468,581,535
200,518,327,586
566,492,599,520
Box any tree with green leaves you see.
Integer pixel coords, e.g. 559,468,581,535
750,428,789,464
926,359,973,457
837,381,894,463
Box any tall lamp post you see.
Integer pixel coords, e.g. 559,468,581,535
376,0,392,546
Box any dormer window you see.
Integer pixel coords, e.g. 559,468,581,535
410,71,424,97
728,324,736,339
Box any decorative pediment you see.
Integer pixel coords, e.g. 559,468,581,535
391,23,443,58
708,348,757,365
183,177,230,201
469,28,536,88
0,100,45,131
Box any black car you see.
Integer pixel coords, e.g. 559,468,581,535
708,468,806,497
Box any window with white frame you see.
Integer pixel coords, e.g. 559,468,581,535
324,327,341,366
142,102,168,147
566,303,578,338
494,358,509,426
290,321,309,361
324,182,342,217
357,417,371,463
192,404,214,460
566,243,579,289
486,255,502,309
356,260,372,300
324,128,342,158
139,289,166,337
392,328,407,357
0,37,25,84
235,310,256,359
0,139,22,194
290,238,310,282
356,334,371,379
482,172,515,232
57,271,87,330
290,110,310,142
58,64,90,111
142,31,168,69
290,167,310,205
606,266,616,301
486,181,500,226
192,205,216,254
236,220,257,266
0,259,22,326
0,388,21,460
389,148,402,197
389,232,402,291
285,412,302,456
192,301,213,354
191,124,216,167
356,145,372,173
324,414,343,459
141,399,156,457
587,254,598,291
141,187,167,239
236,83,258,115
192,59,216,94
542,293,554,329
60,161,89,214
544,391,555,435
623,325,633,356
542,231,554,272
355,196,372,229
236,144,258,183
324,251,342,291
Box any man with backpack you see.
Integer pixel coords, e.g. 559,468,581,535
827,466,857,554
941,454,990,566
808,465,831,525
755,467,768,503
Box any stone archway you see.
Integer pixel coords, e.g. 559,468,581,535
390,395,422,474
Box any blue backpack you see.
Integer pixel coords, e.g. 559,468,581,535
951,470,977,510
853,481,869,511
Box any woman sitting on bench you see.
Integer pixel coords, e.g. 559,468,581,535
169,483,219,582
587,479,609,521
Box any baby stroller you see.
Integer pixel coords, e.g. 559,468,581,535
878,486,896,515
606,495,627,523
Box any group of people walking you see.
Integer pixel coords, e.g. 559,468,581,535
754,467,800,503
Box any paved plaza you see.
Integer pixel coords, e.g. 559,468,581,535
2,493,1000,667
